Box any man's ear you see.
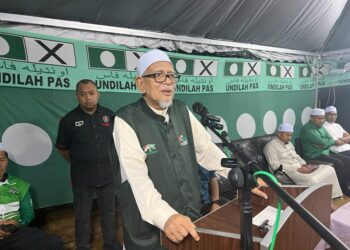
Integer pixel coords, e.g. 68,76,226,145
136,77,145,94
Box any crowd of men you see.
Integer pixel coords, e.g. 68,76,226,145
1,48,349,249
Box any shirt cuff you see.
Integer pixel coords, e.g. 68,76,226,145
153,203,178,231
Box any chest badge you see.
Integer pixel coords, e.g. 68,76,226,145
176,134,188,146
102,116,110,127
75,120,84,127
7,187,19,195
143,144,158,155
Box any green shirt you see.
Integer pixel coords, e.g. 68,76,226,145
300,121,335,160
0,174,34,225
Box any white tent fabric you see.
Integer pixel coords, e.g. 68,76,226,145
0,23,312,62
1,0,349,60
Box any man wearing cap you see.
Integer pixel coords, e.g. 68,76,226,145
300,108,350,196
264,123,342,199
55,79,121,250
324,106,350,156
0,143,63,249
112,49,267,249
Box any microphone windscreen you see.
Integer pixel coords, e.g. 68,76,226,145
228,168,244,188
192,102,203,114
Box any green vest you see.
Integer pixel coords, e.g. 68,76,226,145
117,98,201,249
0,175,29,222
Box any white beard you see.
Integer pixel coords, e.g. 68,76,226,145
158,100,173,109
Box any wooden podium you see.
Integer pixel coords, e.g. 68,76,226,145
161,184,332,250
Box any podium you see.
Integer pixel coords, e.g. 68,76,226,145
161,184,332,250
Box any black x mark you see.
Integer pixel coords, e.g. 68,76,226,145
318,65,325,75
199,61,213,75
247,62,258,75
283,66,292,77
132,52,141,70
35,40,66,64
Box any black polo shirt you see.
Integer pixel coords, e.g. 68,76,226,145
56,104,115,188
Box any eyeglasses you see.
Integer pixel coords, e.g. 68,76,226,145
142,72,180,84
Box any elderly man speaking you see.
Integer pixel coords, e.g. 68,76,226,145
112,49,267,249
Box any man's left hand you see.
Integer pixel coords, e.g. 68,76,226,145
252,178,268,199
209,203,221,212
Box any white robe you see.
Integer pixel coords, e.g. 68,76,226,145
323,121,350,153
263,137,343,198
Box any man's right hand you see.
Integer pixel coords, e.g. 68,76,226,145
0,229,10,238
297,165,315,174
335,139,345,146
164,214,200,243
0,221,12,238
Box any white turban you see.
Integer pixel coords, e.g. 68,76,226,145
0,142,6,152
277,123,294,133
137,49,172,76
325,106,337,114
310,108,325,116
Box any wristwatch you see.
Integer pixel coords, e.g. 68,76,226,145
211,200,220,205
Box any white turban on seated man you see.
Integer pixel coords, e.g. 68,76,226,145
323,105,350,155
263,123,343,199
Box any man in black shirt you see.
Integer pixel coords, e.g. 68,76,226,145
56,79,120,250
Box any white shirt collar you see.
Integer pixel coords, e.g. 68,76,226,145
0,178,9,188
148,105,169,123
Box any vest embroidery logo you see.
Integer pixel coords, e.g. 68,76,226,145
143,144,158,155
102,115,110,127
177,135,188,146
7,187,18,195
102,116,110,123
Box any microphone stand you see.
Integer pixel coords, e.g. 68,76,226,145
199,116,254,250
238,163,254,250
199,116,348,250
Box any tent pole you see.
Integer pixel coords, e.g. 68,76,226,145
314,57,319,107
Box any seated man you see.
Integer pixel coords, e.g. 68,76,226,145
324,105,350,156
0,143,63,250
264,123,342,199
300,108,350,196
198,166,221,215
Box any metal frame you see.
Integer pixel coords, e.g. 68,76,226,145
0,12,318,57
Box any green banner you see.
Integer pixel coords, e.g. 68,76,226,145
0,85,314,208
0,27,323,93
0,27,324,208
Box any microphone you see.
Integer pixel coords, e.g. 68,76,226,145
192,102,220,122
221,131,230,143
212,123,224,130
